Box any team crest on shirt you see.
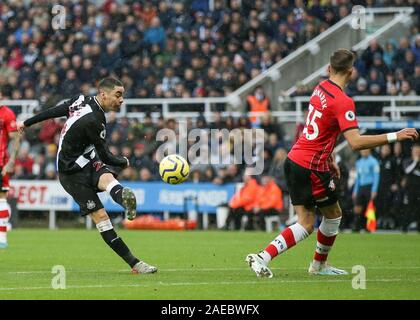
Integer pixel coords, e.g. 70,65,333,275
345,111,355,121
87,200,96,210
329,180,336,191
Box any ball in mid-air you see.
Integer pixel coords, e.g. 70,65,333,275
159,154,190,184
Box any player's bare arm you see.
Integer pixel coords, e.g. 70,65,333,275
343,128,419,151
17,97,78,132
1,131,20,176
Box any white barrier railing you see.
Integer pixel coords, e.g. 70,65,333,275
7,96,420,123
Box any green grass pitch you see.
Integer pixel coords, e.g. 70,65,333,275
1,229,419,299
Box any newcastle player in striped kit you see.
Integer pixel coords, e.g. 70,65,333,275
18,77,157,274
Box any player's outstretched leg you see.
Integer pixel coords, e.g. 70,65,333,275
92,209,157,274
103,178,137,221
246,205,314,278
308,203,348,275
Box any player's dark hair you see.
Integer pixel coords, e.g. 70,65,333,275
98,77,124,91
330,49,356,74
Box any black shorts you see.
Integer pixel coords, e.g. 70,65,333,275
59,160,117,216
355,185,372,209
284,157,338,209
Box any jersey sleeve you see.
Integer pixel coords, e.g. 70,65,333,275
5,108,17,133
85,117,128,168
24,95,84,127
334,98,359,133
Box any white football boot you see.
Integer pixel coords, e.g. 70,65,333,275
308,262,348,275
245,253,273,278
131,260,158,274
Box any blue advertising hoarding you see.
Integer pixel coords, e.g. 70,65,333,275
86,182,237,214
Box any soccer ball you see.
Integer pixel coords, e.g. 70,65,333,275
159,154,190,184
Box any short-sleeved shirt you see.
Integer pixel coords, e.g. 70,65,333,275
0,106,17,167
288,79,359,172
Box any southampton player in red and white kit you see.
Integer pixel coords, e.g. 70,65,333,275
246,49,419,277
0,90,21,248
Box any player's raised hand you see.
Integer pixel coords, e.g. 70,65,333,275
16,121,26,134
397,128,419,142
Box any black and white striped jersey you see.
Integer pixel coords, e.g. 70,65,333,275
24,94,128,173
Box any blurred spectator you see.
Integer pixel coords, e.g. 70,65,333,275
268,148,288,192
38,119,62,145
120,166,139,181
246,86,271,125
402,143,420,232
293,109,308,144
376,144,399,229
246,175,284,231
14,146,34,177
191,169,201,183
224,174,259,230
139,167,154,182
144,17,166,50
43,162,57,180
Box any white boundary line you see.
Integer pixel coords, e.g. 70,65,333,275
5,266,420,275
2,278,420,292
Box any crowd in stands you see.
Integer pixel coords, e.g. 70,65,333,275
4,0,418,105
290,8,420,116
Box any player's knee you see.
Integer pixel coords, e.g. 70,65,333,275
98,173,117,191
335,206,343,218
329,206,342,219
90,209,109,224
